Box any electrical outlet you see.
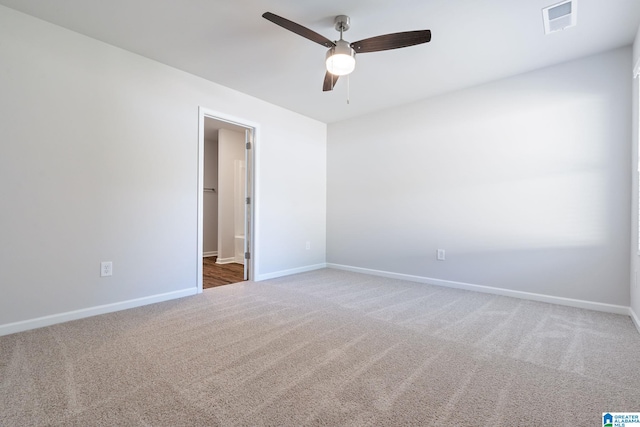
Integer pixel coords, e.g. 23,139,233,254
101,261,113,277
437,249,446,261
306,241,311,250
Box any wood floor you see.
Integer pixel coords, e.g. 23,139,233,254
203,256,245,289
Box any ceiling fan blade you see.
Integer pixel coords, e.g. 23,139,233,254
262,12,335,48
351,30,431,53
323,72,339,92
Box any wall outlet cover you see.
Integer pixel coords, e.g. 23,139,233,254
101,261,113,277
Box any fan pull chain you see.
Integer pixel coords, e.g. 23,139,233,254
347,74,350,105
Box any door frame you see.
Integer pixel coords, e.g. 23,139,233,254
197,107,258,292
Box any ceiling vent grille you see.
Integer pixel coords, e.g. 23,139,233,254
542,0,577,34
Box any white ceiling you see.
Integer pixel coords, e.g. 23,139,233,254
1,0,639,123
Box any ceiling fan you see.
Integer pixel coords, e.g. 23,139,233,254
262,12,432,92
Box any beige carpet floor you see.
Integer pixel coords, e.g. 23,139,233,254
1,268,639,426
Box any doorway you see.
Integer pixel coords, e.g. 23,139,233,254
197,108,255,291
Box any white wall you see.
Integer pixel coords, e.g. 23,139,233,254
0,5,327,334
327,47,632,309
217,128,244,262
631,28,640,328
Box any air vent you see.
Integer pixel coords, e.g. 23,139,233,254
542,0,577,34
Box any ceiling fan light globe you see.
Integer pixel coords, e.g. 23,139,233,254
326,40,355,76
326,53,355,76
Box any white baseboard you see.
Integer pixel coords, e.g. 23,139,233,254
0,288,197,337
631,307,640,334
255,263,327,281
215,257,237,265
327,263,631,316
203,251,218,257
